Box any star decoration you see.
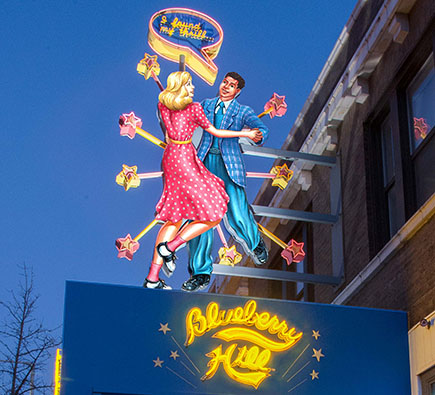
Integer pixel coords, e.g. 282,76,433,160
158,323,171,335
153,357,164,368
271,164,293,190
312,330,320,340
218,245,242,266
264,93,288,119
281,248,293,266
124,112,142,128
312,348,325,362
289,239,305,263
119,112,142,139
310,369,319,380
170,350,180,360
137,53,161,80
115,164,141,191
115,234,140,261
413,117,429,140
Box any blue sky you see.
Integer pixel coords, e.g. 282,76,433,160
0,0,357,376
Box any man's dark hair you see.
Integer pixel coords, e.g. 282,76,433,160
225,72,245,90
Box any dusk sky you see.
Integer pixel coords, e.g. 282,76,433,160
1,0,357,376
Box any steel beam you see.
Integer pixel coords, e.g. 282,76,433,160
240,144,336,167
251,205,337,224
212,265,342,286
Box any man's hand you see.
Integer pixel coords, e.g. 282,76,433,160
247,128,263,142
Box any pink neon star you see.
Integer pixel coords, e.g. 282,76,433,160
119,112,142,139
413,117,429,140
264,93,288,119
289,239,305,263
115,234,140,261
281,248,293,266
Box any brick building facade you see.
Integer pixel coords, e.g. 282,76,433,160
210,1,435,392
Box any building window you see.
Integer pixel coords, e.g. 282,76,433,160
407,55,435,153
420,365,435,395
367,47,434,256
406,54,435,207
380,114,400,237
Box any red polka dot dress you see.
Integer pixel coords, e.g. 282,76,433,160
155,102,229,222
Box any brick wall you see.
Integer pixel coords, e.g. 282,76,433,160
214,1,435,323
347,216,435,328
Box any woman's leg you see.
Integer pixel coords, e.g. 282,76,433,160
146,220,182,282
166,220,220,252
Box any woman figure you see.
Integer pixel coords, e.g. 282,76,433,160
144,71,261,289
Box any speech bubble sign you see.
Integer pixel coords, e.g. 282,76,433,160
148,8,224,85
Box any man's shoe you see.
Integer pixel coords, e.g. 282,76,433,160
252,237,268,266
143,278,172,290
156,242,177,278
181,274,210,292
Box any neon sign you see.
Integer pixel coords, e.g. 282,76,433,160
54,348,62,395
185,300,303,389
148,8,223,85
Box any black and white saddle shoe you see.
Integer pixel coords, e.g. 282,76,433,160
161,260,176,278
252,237,269,266
143,278,172,290
181,274,210,292
156,242,177,277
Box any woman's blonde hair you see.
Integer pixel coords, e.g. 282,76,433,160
159,71,193,111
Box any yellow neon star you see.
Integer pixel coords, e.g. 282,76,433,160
158,322,171,335
312,348,325,362
218,245,242,266
312,330,320,340
310,369,319,380
153,357,164,368
115,164,141,191
170,350,180,360
137,53,161,79
270,164,293,190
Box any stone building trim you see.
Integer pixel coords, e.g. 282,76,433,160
255,0,416,235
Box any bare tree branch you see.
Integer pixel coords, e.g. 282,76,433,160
0,264,61,395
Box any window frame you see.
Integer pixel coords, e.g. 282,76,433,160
420,365,435,395
365,30,434,257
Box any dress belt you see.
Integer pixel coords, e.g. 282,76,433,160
208,147,221,154
168,137,192,145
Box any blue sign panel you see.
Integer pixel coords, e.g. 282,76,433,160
61,281,410,394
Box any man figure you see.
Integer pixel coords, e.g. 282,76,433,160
182,72,270,292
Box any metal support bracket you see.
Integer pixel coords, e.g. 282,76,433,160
252,205,337,224
213,264,342,286
240,144,336,167
231,144,345,288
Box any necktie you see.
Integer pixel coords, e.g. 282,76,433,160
211,102,225,150
214,101,225,128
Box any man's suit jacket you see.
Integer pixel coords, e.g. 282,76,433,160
196,97,269,188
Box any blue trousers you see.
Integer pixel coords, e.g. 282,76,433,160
187,152,260,275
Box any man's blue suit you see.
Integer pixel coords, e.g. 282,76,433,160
187,97,269,275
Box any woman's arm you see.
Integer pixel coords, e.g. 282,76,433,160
204,125,262,141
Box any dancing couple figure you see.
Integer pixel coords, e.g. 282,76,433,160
144,71,262,289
